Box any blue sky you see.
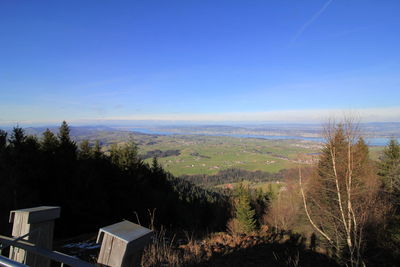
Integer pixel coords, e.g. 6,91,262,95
1,0,400,125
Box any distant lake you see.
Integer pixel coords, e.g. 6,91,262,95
130,128,397,147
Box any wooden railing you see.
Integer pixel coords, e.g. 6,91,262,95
0,235,95,267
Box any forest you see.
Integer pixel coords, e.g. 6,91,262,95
0,121,230,238
180,168,283,188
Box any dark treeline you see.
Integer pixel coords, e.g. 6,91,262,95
140,149,181,160
0,122,230,238
180,168,283,188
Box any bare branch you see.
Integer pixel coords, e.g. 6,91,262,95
299,167,333,243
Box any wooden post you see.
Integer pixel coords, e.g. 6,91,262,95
8,206,60,267
97,220,153,267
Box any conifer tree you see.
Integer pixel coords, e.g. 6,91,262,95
234,184,256,234
151,157,162,173
378,138,400,257
379,138,400,197
57,121,77,158
41,128,59,152
58,121,72,144
9,126,26,148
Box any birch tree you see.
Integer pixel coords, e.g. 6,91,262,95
299,120,379,266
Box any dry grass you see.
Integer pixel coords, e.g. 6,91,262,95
140,227,202,267
140,221,335,267
141,228,273,267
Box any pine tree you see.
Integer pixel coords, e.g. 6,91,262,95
377,139,400,259
9,126,26,149
41,128,59,152
234,184,256,234
57,121,77,158
379,138,400,196
58,121,72,144
151,156,163,174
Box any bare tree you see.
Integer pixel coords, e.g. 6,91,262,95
299,119,380,266
263,168,307,232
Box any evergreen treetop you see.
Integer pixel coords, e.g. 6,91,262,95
233,183,256,234
379,138,400,196
58,121,72,144
41,129,59,152
9,126,26,148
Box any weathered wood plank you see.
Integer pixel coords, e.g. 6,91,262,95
97,220,153,267
9,206,60,267
9,207,60,224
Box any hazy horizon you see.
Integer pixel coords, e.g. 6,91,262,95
2,119,400,129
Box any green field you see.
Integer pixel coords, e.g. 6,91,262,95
72,129,384,177
136,135,322,176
